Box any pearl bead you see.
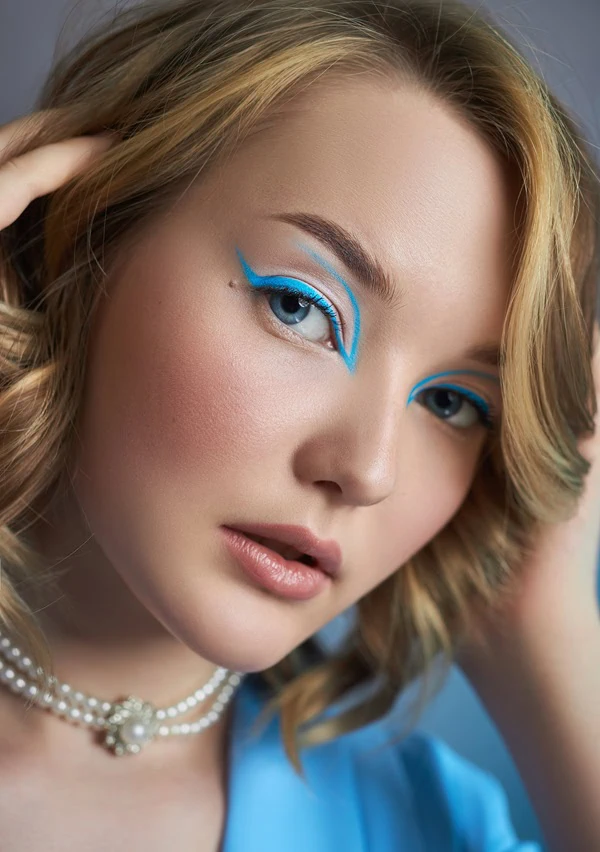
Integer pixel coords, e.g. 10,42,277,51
0,646,245,750
119,718,152,746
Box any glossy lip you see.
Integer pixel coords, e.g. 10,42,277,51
220,528,330,601
222,522,342,579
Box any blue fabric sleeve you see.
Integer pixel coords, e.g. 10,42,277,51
398,731,545,851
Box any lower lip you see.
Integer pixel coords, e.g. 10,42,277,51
220,527,332,600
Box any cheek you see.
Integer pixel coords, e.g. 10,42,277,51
77,299,231,495
72,251,316,528
345,428,485,602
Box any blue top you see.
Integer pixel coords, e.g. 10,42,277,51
222,674,544,851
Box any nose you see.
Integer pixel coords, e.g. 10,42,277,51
293,367,402,507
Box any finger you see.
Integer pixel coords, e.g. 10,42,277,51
0,134,116,231
0,109,67,160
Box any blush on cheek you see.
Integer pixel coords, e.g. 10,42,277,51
337,466,474,611
375,442,480,581
94,273,311,508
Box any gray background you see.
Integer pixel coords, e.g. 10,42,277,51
1,0,599,847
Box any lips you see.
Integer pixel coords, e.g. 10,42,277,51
245,534,312,564
223,522,342,579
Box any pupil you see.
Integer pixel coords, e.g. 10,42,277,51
271,293,311,325
428,389,461,417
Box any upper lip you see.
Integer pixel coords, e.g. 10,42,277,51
224,522,342,579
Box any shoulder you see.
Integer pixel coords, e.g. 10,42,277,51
233,676,544,850
345,724,544,851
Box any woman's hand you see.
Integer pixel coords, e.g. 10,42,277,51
455,323,600,852
0,111,118,232
457,321,600,678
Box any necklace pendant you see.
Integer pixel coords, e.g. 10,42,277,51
102,696,160,756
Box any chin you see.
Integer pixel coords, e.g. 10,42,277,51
150,579,315,674
182,630,297,675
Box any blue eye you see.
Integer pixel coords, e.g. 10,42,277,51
236,248,343,349
413,384,497,431
236,246,361,373
258,281,340,345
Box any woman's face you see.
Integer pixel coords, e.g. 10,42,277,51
69,77,515,672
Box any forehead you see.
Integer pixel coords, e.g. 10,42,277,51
198,76,517,340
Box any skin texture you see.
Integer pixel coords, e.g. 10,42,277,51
0,76,517,848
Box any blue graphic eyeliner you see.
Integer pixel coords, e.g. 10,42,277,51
407,370,500,427
235,244,499,426
235,243,361,373
407,370,500,403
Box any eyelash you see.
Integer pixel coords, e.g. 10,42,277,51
412,385,498,432
248,278,343,349
242,271,497,433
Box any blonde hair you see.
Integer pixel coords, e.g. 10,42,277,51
1,0,598,775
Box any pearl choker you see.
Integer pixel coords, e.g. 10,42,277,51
0,629,245,756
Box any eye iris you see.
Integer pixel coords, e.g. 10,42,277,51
426,388,462,418
270,292,311,325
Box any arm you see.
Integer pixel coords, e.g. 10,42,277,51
460,594,600,852
457,325,600,852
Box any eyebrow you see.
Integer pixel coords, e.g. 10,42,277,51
265,210,503,372
265,210,404,311
462,343,503,371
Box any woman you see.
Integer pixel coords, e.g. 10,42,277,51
0,0,598,848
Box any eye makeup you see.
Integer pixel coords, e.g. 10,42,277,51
292,239,362,372
408,369,500,400
235,244,500,431
235,244,362,373
407,370,501,431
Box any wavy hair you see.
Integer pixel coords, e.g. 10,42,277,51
1,0,598,775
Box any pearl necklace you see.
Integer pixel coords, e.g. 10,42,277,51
0,629,245,756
